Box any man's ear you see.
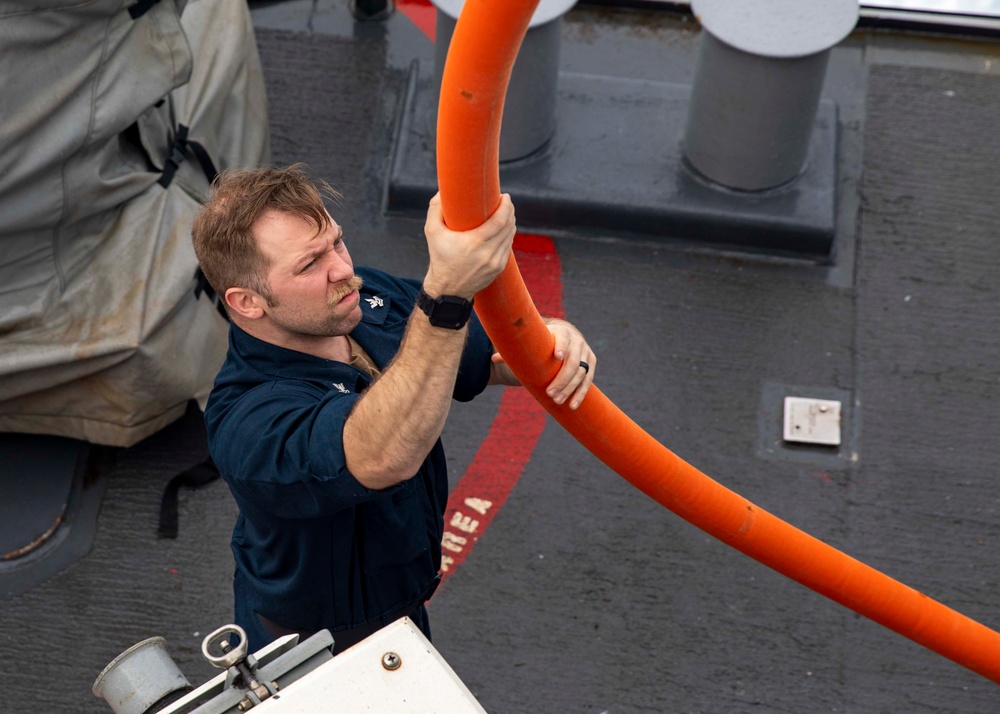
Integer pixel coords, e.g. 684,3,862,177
225,287,266,320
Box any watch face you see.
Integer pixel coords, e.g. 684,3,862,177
420,291,472,329
434,299,467,326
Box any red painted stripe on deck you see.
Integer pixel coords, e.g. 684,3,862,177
439,234,564,582
397,0,437,41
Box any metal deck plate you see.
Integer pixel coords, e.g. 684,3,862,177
783,396,843,446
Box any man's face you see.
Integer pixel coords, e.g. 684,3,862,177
254,209,364,338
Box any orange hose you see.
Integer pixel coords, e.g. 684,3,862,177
436,0,1000,684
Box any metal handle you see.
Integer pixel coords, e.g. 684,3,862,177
202,624,248,669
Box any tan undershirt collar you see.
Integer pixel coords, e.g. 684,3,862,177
346,335,381,380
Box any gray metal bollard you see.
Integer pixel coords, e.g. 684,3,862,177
432,0,577,162
92,637,192,714
683,0,858,191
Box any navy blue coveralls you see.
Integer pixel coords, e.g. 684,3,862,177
204,266,493,652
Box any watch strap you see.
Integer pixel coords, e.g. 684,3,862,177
417,288,474,330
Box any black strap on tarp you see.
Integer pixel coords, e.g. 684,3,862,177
129,0,162,20
156,124,227,319
194,266,230,322
193,268,213,302
158,457,221,539
187,139,218,185
159,124,218,188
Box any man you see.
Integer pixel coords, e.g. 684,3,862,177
192,165,596,653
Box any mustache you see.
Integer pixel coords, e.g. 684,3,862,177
328,275,364,307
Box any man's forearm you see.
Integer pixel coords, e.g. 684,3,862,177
343,192,516,489
342,312,468,490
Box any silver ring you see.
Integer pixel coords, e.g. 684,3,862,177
579,360,590,374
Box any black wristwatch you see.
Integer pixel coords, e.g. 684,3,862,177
416,288,474,330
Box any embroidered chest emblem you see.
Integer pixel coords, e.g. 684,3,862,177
365,295,384,309
331,383,350,394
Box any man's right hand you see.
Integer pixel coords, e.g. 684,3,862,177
421,192,516,299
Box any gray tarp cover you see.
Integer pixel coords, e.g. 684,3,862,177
0,0,270,446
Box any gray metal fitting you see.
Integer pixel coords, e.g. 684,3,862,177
683,0,858,191
432,0,577,162
92,637,191,714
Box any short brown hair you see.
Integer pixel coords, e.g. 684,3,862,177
191,163,343,307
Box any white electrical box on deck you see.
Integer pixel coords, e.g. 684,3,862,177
254,618,486,713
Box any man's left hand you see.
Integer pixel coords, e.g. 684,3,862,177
490,317,596,411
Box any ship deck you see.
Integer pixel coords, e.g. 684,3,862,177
3,2,1000,712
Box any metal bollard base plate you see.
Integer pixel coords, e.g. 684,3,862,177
387,60,840,261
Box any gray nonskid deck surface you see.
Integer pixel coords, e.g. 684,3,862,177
2,8,1000,713
0,406,238,712
844,62,1000,712
257,29,388,209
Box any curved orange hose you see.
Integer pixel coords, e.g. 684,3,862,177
436,0,1000,684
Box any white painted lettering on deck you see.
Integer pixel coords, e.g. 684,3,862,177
450,512,480,533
